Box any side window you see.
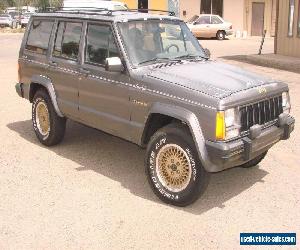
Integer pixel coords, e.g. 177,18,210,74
26,20,54,54
211,16,222,24
53,21,83,60
197,16,211,24
85,24,119,65
288,0,295,37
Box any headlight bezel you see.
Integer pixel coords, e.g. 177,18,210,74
282,91,291,114
216,108,241,141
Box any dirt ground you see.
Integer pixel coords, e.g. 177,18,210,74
0,34,299,249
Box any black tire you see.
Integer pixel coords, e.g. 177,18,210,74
216,30,226,40
32,88,66,146
145,123,210,207
239,151,268,168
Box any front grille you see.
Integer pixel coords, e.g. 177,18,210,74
239,95,283,132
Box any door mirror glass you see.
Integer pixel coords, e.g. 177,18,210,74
105,57,123,72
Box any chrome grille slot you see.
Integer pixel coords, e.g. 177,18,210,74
239,95,283,132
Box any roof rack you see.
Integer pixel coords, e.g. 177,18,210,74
38,7,175,17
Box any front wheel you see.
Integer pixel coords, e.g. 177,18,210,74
32,89,66,146
145,123,210,207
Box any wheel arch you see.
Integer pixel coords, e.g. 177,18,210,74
142,103,214,172
29,75,64,117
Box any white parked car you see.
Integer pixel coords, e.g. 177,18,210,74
0,14,13,28
187,14,233,40
63,0,128,11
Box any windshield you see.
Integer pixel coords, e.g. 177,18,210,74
118,20,207,66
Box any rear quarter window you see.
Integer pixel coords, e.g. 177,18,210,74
26,20,54,55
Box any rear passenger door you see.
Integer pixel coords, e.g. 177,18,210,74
48,20,83,119
78,22,132,140
210,16,223,36
20,19,54,95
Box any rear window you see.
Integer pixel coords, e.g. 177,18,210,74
26,20,54,55
53,21,83,61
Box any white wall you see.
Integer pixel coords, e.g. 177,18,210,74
223,0,245,32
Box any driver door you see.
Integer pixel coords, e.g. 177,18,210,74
78,22,132,140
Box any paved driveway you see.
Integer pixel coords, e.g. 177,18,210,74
0,34,299,249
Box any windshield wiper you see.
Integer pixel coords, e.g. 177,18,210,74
138,57,178,65
174,54,208,60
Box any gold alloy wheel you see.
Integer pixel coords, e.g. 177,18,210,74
35,101,50,136
156,144,192,192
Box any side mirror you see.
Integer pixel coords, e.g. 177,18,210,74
105,57,124,72
204,48,211,58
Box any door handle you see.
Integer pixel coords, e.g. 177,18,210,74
80,68,90,75
49,61,57,66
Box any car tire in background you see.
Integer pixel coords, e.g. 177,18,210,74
32,88,66,146
145,123,210,207
216,30,226,40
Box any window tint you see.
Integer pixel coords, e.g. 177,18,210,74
211,16,222,24
26,20,54,54
197,16,210,24
85,24,118,65
53,22,82,60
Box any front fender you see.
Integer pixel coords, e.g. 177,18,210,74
148,103,218,172
30,75,64,117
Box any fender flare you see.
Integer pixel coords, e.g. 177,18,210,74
148,103,218,172
30,75,64,117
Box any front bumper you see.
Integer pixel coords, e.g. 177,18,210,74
225,29,234,36
205,114,295,172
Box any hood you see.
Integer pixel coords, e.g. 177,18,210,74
145,60,274,99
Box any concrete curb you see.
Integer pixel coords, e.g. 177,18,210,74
221,54,300,74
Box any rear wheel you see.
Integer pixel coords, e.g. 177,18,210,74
145,123,210,207
239,151,268,168
32,89,66,146
216,30,226,40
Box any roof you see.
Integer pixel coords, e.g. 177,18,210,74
32,10,180,22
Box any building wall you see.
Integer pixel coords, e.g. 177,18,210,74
244,0,276,37
276,0,300,57
179,0,201,21
223,0,245,32
119,0,277,37
118,0,167,11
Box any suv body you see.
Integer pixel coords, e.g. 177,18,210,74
15,9,295,206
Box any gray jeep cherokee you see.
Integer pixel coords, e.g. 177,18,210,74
15,8,295,206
